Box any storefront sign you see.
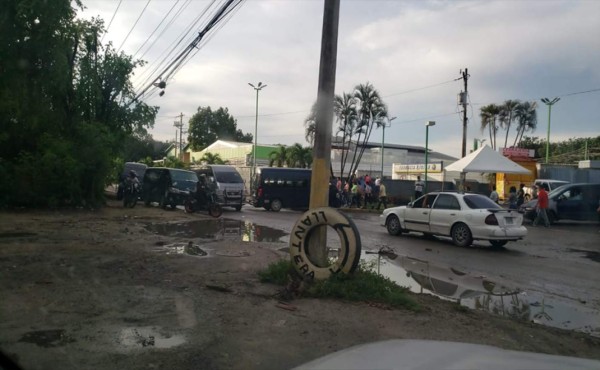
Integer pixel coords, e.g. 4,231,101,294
502,147,534,158
393,162,443,173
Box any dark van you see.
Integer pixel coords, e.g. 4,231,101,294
520,183,600,223
252,168,311,212
142,168,198,209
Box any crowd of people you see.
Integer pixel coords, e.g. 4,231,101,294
329,175,388,210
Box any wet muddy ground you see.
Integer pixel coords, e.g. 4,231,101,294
1,201,599,370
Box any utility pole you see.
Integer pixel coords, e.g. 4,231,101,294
460,68,469,158
308,0,340,267
174,112,184,161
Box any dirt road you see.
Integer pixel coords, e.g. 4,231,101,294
1,201,599,370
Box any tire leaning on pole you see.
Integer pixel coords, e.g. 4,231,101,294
289,207,361,280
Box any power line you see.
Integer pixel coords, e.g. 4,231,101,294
383,78,460,98
117,0,152,53
133,0,181,59
558,87,600,98
101,0,123,43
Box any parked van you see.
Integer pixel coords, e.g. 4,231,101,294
252,167,311,212
193,165,245,211
519,183,600,223
142,168,198,209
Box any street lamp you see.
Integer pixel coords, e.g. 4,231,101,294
381,116,396,179
248,82,267,181
541,97,560,164
424,121,436,192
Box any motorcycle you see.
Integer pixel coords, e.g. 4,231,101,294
184,182,223,218
123,180,140,208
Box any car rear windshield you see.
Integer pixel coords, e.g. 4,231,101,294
463,194,502,209
215,171,243,183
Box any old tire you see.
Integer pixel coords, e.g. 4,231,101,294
289,207,361,281
386,215,402,236
489,240,508,248
270,199,283,212
451,222,473,247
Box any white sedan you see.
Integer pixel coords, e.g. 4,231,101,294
380,192,527,248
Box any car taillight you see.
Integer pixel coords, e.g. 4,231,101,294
485,214,498,225
257,187,263,198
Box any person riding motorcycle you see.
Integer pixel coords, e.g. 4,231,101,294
126,170,140,187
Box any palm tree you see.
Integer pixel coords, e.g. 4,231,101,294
303,102,318,145
347,83,388,180
268,145,290,167
198,152,227,164
513,101,538,147
288,143,312,168
500,100,520,148
333,93,358,180
480,104,501,149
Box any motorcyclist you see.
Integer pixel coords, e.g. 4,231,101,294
126,170,140,187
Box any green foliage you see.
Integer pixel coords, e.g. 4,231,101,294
196,152,228,165
520,135,600,162
258,259,293,285
163,156,188,169
305,82,388,182
258,259,420,311
0,0,157,207
188,106,252,151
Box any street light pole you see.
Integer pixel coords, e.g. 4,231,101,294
248,82,267,181
541,97,560,164
425,121,436,192
381,116,396,179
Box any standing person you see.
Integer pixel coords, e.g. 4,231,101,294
414,176,424,199
508,186,518,210
350,180,359,208
376,180,388,210
363,181,372,209
533,184,550,227
517,183,525,207
489,185,499,204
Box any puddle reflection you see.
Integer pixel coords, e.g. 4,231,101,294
146,219,287,243
365,252,600,337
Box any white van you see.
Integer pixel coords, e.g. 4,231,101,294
193,165,245,211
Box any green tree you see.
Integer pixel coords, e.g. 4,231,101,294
288,143,312,168
513,101,538,147
187,106,252,151
499,100,520,148
0,0,157,207
480,104,501,149
334,93,358,181
197,152,228,165
268,145,291,167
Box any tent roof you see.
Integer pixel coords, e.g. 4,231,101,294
444,145,531,174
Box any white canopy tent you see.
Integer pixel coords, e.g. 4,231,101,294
444,145,531,174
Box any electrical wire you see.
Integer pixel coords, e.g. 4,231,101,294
382,78,460,98
101,0,123,43
134,0,216,92
132,0,181,59
558,87,600,98
117,0,152,53
137,0,192,61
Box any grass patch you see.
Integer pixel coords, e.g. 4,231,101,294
258,259,420,312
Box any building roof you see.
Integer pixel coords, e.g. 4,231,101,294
331,137,457,161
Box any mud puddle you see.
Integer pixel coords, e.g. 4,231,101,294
19,329,75,347
568,248,600,263
364,250,600,337
146,219,287,243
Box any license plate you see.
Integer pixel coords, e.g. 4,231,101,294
505,217,513,225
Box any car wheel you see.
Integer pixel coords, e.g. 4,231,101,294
489,240,508,249
451,222,473,247
270,199,282,212
386,215,402,236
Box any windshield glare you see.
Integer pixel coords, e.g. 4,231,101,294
171,170,198,182
215,171,243,183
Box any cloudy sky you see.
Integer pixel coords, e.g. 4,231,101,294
80,0,600,159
